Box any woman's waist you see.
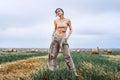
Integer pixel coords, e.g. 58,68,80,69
54,32,66,37
53,32,66,40
55,30,66,35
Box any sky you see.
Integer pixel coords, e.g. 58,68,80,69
0,0,120,48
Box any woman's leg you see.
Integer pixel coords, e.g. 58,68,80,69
62,42,76,71
48,40,60,71
62,41,79,76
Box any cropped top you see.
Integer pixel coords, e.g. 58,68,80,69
56,20,68,28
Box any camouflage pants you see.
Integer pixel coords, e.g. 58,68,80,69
48,33,76,71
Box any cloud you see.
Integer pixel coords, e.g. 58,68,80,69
0,0,120,48
0,0,54,29
73,12,120,35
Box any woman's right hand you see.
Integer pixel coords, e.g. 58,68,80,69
52,34,54,37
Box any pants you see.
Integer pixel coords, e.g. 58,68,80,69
48,33,76,71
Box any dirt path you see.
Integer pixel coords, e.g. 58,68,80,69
0,55,48,80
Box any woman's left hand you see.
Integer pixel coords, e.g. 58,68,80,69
65,37,69,41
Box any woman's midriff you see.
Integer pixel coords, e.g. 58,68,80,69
55,27,67,35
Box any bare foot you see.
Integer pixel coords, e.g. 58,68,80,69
74,71,79,77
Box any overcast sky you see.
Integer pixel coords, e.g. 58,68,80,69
0,0,120,48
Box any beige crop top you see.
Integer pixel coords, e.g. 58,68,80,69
56,20,68,28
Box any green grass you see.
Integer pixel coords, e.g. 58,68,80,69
0,52,48,64
71,52,120,80
31,51,120,80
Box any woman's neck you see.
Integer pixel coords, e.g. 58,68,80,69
59,15,64,20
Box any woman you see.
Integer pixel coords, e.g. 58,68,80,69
48,8,78,76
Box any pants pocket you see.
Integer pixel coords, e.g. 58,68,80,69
63,38,69,46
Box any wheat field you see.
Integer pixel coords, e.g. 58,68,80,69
0,49,120,80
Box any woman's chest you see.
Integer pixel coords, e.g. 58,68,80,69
56,20,68,27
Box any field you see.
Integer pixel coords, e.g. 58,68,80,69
0,49,120,80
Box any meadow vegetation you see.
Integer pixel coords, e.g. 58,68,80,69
31,51,120,80
0,50,120,80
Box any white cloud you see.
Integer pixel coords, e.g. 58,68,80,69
0,0,120,48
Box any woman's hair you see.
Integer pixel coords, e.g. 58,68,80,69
55,8,64,16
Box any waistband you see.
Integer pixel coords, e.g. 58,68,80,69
54,33,66,37
52,33,66,41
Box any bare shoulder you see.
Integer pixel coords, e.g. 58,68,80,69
54,19,58,24
54,18,59,23
65,18,71,22
65,18,70,21
65,18,71,25
54,19,57,22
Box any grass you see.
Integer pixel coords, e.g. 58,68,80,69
0,50,120,80
0,52,48,64
0,56,48,80
31,51,120,80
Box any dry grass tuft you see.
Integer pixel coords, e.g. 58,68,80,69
82,61,93,70
102,55,120,62
0,56,48,80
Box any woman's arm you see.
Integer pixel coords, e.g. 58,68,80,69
52,20,57,36
66,19,73,40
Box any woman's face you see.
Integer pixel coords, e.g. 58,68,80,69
56,9,63,17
